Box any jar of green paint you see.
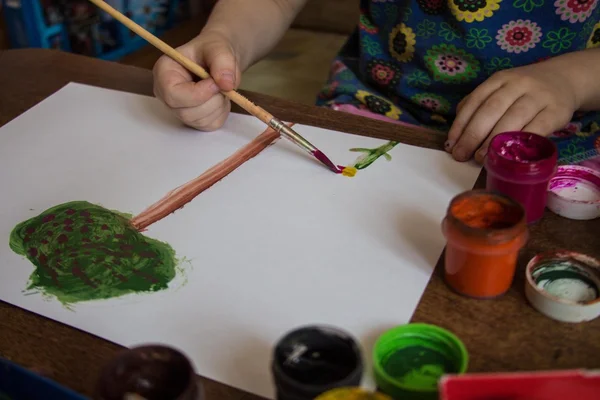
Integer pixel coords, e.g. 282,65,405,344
372,324,468,400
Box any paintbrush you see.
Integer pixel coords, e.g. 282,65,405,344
87,0,341,173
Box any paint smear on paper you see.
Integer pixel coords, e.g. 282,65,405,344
9,201,178,305
7,128,399,305
331,141,399,178
341,167,357,177
350,141,399,170
8,125,282,305
132,126,281,231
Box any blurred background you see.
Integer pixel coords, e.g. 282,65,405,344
0,0,359,105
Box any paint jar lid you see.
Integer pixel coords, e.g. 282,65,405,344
314,387,392,400
372,323,468,400
547,165,600,220
525,251,600,323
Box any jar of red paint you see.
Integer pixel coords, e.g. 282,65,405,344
442,190,528,298
485,131,558,224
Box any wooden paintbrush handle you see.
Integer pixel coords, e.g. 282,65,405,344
87,0,274,125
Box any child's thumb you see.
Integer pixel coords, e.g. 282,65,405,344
204,42,240,92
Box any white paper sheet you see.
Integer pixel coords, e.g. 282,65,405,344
0,83,480,398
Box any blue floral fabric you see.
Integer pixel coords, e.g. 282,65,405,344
316,0,600,165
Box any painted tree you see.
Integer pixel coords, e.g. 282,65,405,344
10,127,281,305
10,126,397,305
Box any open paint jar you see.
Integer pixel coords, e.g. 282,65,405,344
547,165,600,220
271,325,364,400
94,344,203,400
485,131,558,223
442,190,528,298
372,323,468,400
525,251,600,323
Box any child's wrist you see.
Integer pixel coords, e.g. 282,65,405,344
573,49,600,110
546,49,600,111
194,27,250,72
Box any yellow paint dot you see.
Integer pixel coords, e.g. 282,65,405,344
342,166,357,177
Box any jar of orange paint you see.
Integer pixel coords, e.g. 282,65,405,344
442,190,529,298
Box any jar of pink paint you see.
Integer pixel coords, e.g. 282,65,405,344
485,131,558,224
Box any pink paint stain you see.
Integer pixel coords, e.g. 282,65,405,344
549,166,600,203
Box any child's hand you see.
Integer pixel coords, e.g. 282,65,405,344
152,33,241,131
446,62,579,164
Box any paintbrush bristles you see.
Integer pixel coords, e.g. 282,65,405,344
87,0,274,125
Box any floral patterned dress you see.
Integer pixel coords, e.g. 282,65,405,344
316,0,600,168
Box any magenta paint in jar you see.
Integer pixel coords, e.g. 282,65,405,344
485,131,558,224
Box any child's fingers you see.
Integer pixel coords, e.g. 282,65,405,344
489,95,542,137
199,99,232,131
451,88,523,161
173,93,224,122
202,40,241,92
456,96,468,113
159,75,220,109
473,95,542,163
446,78,505,150
150,37,239,131
153,53,222,109
173,93,230,130
522,107,571,137
444,96,468,153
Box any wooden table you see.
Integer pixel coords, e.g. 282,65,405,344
0,48,598,399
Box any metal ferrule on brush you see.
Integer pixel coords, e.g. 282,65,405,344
268,118,316,155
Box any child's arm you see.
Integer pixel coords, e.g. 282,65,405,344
152,0,308,131
200,0,309,74
446,48,600,164
568,48,600,111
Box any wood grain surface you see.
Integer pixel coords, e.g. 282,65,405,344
0,49,598,399
0,8,8,51
192,0,360,35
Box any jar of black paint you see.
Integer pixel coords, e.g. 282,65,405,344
271,325,364,400
93,344,204,400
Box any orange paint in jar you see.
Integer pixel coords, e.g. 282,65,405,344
442,190,528,298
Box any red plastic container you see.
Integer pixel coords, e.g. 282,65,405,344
485,131,558,224
439,369,600,400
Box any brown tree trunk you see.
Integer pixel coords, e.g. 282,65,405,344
130,125,289,231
